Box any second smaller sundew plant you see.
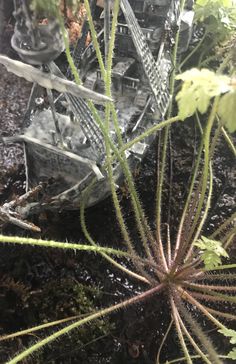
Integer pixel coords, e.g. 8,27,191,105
0,0,236,363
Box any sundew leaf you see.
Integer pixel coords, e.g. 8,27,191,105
176,68,231,120
218,91,236,133
194,236,229,269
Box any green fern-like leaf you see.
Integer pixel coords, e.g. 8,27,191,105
194,236,229,269
228,348,236,360
218,327,236,360
200,251,222,269
176,68,231,120
221,328,236,344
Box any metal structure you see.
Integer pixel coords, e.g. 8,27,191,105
0,0,194,231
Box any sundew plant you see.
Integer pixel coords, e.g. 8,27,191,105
0,0,236,363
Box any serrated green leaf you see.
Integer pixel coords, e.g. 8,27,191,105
195,88,210,114
201,236,229,257
218,328,236,360
194,236,229,269
218,91,236,133
176,87,198,120
228,348,236,360
201,251,222,269
219,328,236,344
176,69,231,120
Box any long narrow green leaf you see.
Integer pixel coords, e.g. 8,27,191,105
0,235,129,257
7,283,165,363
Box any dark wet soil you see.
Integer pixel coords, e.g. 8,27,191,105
0,19,32,203
0,30,235,364
0,62,31,202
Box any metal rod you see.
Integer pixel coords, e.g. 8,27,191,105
46,88,64,147
22,82,39,127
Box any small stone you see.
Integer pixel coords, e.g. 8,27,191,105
9,102,20,112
